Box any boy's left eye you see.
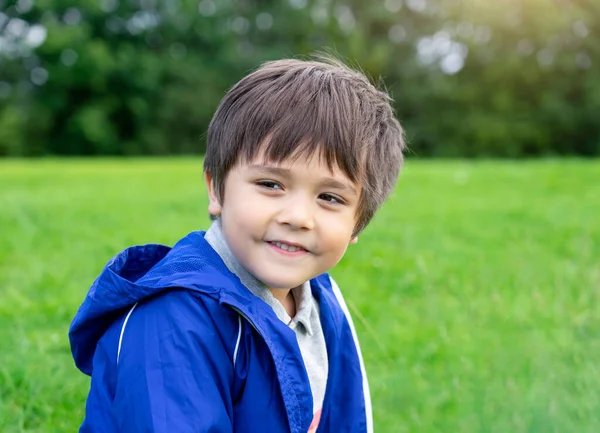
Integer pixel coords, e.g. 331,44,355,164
319,193,344,205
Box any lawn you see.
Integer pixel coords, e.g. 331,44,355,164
0,158,599,432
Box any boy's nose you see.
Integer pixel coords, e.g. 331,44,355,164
275,194,315,230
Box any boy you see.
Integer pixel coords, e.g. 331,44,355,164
69,56,405,433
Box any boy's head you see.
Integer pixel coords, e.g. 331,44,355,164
203,56,405,288
205,56,406,235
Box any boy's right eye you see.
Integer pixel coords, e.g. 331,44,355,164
256,180,282,190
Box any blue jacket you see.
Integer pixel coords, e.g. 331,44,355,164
69,231,372,433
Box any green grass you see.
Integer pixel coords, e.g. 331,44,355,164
1,158,599,432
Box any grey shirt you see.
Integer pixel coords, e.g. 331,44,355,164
205,220,328,414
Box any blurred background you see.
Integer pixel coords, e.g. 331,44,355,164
0,0,598,158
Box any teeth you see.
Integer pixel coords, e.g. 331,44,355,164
273,241,301,252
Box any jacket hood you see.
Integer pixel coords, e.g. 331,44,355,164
69,231,237,375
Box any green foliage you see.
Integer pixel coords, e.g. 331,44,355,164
0,0,598,156
0,158,599,431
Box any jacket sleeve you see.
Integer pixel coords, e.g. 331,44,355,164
84,289,237,433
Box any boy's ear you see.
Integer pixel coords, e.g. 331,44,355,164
204,171,223,216
350,236,358,245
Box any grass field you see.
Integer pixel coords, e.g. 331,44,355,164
0,158,599,432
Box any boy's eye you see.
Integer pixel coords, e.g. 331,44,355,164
319,193,344,205
256,180,283,190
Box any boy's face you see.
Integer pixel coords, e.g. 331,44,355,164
205,153,360,290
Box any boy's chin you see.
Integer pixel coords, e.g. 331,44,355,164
257,275,310,291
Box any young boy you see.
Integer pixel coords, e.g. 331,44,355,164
69,56,405,433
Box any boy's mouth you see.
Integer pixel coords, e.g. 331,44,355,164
267,240,309,253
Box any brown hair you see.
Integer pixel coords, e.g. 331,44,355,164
204,56,406,235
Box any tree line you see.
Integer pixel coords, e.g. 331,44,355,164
0,0,597,157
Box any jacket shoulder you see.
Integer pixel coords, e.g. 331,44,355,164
87,289,242,432
116,288,241,366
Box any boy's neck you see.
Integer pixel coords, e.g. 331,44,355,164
270,288,296,318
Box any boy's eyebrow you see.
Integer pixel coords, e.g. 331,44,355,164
249,165,290,177
319,178,359,196
248,164,358,195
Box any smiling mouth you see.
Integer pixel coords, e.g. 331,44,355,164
267,241,309,253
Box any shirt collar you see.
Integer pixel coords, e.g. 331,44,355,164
289,281,316,335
